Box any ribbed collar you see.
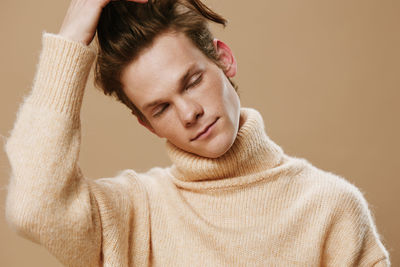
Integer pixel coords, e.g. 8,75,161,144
165,107,289,189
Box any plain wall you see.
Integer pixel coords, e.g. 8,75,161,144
1,0,399,265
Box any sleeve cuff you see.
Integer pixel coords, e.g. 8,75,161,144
26,31,97,118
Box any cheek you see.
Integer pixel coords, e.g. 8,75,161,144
201,71,228,105
224,85,239,109
214,75,238,112
217,78,240,127
152,115,182,139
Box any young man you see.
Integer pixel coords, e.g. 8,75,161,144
4,0,390,266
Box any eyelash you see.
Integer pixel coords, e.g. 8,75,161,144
185,73,203,90
153,104,169,117
153,73,203,118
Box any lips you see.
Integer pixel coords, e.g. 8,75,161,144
191,118,219,141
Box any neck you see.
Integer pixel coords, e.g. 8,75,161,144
165,107,285,185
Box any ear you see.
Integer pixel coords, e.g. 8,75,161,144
134,112,160,137
213,38,237,77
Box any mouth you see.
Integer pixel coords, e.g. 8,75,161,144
190,117,219,142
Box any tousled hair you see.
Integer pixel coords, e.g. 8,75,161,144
94,0,238,124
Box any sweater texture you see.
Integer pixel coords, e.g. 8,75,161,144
3,32,391,267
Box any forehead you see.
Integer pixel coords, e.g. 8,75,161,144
121,31,209,105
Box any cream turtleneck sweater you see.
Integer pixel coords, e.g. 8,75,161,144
4,32,390,267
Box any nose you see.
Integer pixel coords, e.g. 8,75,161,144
176,97,203,127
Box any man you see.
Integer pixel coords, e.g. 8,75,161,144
4,0,390,266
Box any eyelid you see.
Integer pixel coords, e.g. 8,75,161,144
153,103,168,117
186,72,203,89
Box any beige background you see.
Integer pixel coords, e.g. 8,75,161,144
1,0,399,265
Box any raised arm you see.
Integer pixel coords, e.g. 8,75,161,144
4,0,148,266
4,29,102,267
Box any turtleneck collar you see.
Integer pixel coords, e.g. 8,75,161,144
165,107,288,189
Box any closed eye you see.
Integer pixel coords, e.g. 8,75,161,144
153,103,169,117
185,73,203,90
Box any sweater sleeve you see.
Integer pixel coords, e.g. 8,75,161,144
321,184,391,266
4,32,107,266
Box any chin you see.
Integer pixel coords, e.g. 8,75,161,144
200,130,237,159
204,148,230,159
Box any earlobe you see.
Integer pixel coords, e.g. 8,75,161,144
213,38,237,78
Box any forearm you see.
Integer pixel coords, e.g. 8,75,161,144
24,31,95,117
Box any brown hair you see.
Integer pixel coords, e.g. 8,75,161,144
94,0,238,124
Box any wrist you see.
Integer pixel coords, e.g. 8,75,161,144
58,30,89,46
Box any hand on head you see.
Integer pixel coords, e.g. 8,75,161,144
59,0,148,46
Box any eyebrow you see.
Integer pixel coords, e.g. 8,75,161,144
142,63,198,111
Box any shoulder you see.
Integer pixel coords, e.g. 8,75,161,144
297,158,375,220
89,166,175,196
89,168,147,198
134,166,176,189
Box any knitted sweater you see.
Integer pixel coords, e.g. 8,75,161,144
4,32,390,267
